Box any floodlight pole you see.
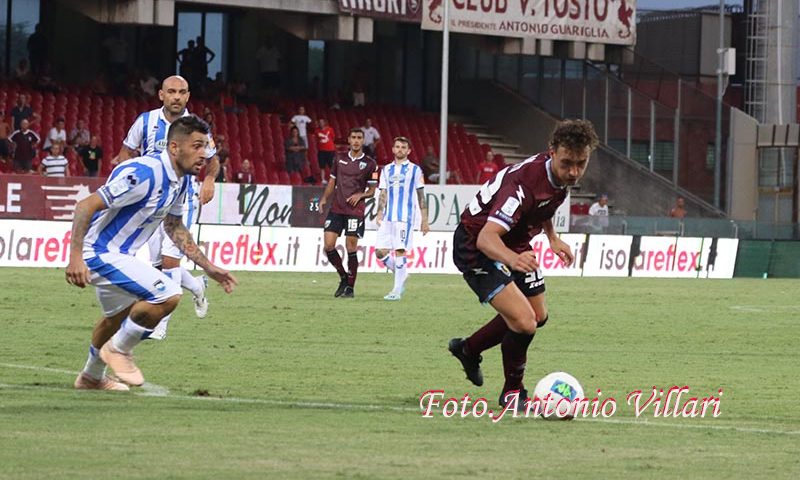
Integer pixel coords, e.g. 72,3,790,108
714,0,724,209
438,0,450,185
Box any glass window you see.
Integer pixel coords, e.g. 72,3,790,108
176,12,201,76
9,0,39,75
0,0,7,74
203,13,224,80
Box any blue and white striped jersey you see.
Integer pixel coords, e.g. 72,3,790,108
122,107,217,159
84,151,189,257
378,160,425,224
181,179,201,228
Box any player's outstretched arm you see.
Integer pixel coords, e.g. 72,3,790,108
163,214,238,293
66,193,107,288
477,221,538,273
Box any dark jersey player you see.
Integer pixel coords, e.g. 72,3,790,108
448,119,599,410
319,128,378,298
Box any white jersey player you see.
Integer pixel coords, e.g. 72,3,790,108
374,137,430,301
66,117,237,390
117,75,217,339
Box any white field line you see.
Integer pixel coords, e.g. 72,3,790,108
1,363,798,436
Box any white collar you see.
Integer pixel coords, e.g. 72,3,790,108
159,150,180,182
545,158,566,190
348,151,365,161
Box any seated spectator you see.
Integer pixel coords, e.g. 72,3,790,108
39,142,69,177
69,119,91,152
477,150,499,184
219,85,239,113
203,109,215,131
78,135,103,177
352,81,366,107
43,117,67,153
9,118,39,173
235,159,254,184
214,134,229,161
421,146,441,183
285,126,307,174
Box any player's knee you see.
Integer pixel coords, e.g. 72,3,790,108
537,314,549,328
511,313,537,335
375,249,390,259
161,294,182,314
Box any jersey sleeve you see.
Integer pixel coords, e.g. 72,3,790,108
367,160,378,185
378,165,388,189
486,178,533,232
329,154,338,179
97,163,154,208
122,114,145,151
169,178,189,217
414,164,425,188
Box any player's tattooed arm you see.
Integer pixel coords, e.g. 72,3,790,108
163,214,212,269
376,189,388,214
66,193,107,287
416,188,430,234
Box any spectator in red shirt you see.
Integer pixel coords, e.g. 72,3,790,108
477,150,499,184
235,158,254,184
316,118,336,183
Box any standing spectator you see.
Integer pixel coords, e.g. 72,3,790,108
9,118,40,173
10,94,32,131
44,117,67,153
219,84,239,113
139,71,159,98
193,36,215,83
176,40,196,84
256,39,281,93
78,135,103,177
477,150,499,184
284,126,307,174
38,142,69,177
290,106,312,146
669,196,687,218
352,81,366,107
216,155,231,183
0,111,10,167
214,134,229,162
27,23,48,76
235,159,254,184
315,118,336,182
588,193,609,232
69,119,91,152
361,118,381,159
203,108,215,131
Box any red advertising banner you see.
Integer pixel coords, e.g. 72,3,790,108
339,0,423,22
0,175,105,221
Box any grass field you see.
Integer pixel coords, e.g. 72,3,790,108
1,268,799,479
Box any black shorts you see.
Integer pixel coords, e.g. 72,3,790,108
318,150,335,170
324,211,365,238
453,224,545,303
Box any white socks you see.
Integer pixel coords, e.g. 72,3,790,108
110,317,152,353
180,267,204,298
379,254,395,272
393,255,408,293
82,344,106,380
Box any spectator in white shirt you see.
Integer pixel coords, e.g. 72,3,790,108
44,117,67,153
588,193,609,231
290,106,312,145
362,118,381,159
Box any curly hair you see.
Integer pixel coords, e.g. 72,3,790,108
549,119,599,152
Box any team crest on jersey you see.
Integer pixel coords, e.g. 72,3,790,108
359,161,367,170
153,280,166,292
105,174,137,198
501,196,520,217
155,138,168,151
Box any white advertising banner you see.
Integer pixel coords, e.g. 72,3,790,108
582,234,633,277
198,183,293,227
631,236,739,279
422,0,637,46
531,232,585,277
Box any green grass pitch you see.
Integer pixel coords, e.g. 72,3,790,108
1,269,798,479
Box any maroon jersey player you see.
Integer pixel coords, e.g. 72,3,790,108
448,120,599,410
319,128,378,298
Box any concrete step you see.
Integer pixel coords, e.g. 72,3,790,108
463,123,490,132
473,133,506,142
448,114,474,124
503,153,531,164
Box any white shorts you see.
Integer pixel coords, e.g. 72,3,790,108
147,224,183,266
376,220,414,251
85,252,183,317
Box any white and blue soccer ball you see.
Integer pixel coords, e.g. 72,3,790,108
533,371,584,420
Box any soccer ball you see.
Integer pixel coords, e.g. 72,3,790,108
532,372,584,420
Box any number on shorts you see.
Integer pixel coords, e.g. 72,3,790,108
348,218,359,231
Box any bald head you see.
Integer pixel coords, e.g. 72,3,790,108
159,76,190,119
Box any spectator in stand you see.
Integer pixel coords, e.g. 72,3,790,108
44,117,67,154
235,159,254,184
216,155,231,183
214,134,229,162
256,39,281,93
203,108,215,131
421,145,440,183
10,94,32,131
78,135,103,177
315,118,336,183
361,118,381,159
285,126,307,175
0,111,10,167
352,81,366,107
38,142,69,177
588,193,609,232
219,84,239,113
291,106,313,146
139,70,159,98
14,59,31,84
669,196,687,219
35,62,61,93
193,36,215,83
27,23,48,76
176,40,196,84
477,150,500,184
9,118,40,173
69,119,91,152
